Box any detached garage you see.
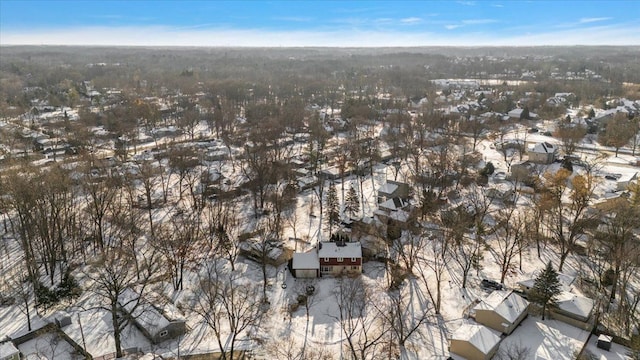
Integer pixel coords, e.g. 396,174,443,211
292,252,319,278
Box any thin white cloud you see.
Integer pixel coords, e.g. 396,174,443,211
401,17,422,24
457,1,476,6
1,23,638,47
445,24,463,30
491,4,504,7
579,17,612,23
556,16,614,29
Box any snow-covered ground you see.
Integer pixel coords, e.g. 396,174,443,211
18,331,80,360
498,317,590,360
583,333,633,360
1,115,639,359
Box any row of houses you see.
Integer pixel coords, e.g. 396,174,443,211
450,273,596,360
0,289,186,360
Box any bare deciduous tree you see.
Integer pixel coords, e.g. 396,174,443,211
193,261,264,360
332,277,388,360
85,247,161,358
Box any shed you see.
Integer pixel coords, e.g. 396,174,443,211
449,324,501,360
597,334,613,351
292,252,320,278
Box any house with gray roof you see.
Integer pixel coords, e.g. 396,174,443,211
449,323,501,360
473,290,530,335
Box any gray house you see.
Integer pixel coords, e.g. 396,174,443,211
473,290,529,335
377,180,410,203
527,142,557,164
119,288,186,344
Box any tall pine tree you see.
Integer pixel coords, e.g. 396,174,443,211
344,184,360,219
529,262,561,320
325,182,339,236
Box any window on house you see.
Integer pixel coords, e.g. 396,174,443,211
337,257,343,262
351,257,357,262
159,329,168,337
322,266,331,272
324,258,329,262
352,266,359,270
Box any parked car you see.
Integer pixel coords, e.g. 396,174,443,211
480,279,505,291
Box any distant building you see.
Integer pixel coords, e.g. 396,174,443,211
527,142,557,164
508,108,538,120
375,180,412,222
449,323,501,360
377,180,410,204
616,172,638,191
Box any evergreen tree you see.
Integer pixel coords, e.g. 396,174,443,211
589,108,596,119
520,106,531,120
344,184,360,218
325,182,339,235
529,262,561,320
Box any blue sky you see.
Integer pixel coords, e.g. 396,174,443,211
1,1,639,46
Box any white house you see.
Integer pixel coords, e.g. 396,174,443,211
473,290,530,335
551,291,595,330
527,142,557,164
449,323,501,360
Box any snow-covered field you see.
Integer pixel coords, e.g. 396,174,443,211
1,116,638,359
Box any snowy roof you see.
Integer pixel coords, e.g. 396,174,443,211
556,291,594,320
508,108,538,118
378,197,408,211
451,324,501,355
318,242,362,259
474,290,529,324
530,142,556,154
378,183,398,196
118,288,170,338
292,252,319,270
0,342,19,358
518,272,575,292
374,208,411,222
